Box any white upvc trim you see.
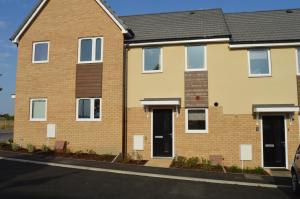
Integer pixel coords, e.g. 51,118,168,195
29,98,47,122
12,0,127,44
95,0,128,34
298,115,300,141
185,108,209,134
260,114,288,169
185,45,207,72
32,41,50,64
76,98,102,122
142,47,163,74
129,38,230,47
254,107,300,113
230,42,300,49
151,108,175,159
141,100,180,106
12,0,48,44
296,48,300,75
248,49,272,78
78,37,104,64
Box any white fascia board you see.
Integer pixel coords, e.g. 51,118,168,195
254,107,300,113
12,0,128,44
12,0,48,44
128,38,230,47
95,0,128,34
141,100,180,106
230,42,300,49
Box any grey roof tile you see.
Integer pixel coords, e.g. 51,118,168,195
11,1,300,44
225,8,300,43
121,9,231,43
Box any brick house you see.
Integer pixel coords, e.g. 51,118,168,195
11,0,300,169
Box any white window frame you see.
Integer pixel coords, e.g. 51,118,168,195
29,98,47,122
78,37,104,64
76,98,102,122
296,48,300,75
185,45,207,71
248,49,272,77
185,108,208,134
32,41,50,64
142,47,163,73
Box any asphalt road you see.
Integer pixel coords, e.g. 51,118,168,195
0,160,297,199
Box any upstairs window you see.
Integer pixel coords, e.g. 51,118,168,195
248,49,271,77
143,47,162,73
76,98,101,121
78,37,103,63
186,45,206,71
32,42,49,63
297,49,300,75
185,108,208,133
30,99,47,121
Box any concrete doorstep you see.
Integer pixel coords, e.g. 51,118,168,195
0,151,291,189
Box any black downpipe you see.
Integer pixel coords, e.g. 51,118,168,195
122,44,129,159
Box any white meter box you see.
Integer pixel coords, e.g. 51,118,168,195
47,124,56,138
133,135,144,151
240,144,252,161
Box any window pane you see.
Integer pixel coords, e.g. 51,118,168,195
78,99,91,119
250,50,269,75
32,100,46,119
80,39,92,62
144,48,161,71
94,99,100,119
95,38,102,61
34,43,48,62
187,46,205,69
188,110,206,130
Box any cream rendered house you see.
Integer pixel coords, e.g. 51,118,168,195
11,0,300,169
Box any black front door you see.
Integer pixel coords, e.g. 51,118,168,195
263,116,286,167
153,109,173,157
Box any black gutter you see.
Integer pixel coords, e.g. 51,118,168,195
124,35,231,45
229,39,300,45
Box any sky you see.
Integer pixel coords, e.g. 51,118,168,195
0,0,300,115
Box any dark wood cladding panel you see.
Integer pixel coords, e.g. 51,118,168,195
297,76,300,104
76,63,102,98
185,71,208,108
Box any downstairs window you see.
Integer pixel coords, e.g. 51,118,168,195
76,98,101,121
185,108,208,133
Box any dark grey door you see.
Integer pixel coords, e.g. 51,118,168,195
263,116,286,167
153,109,173,157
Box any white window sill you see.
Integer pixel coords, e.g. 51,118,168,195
76,119,102,122
185,69,207,72
32,61,49,64
186,130,208,134
142,70,163,74
248,74,272,78
30,119,47,122
78,61,102,64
